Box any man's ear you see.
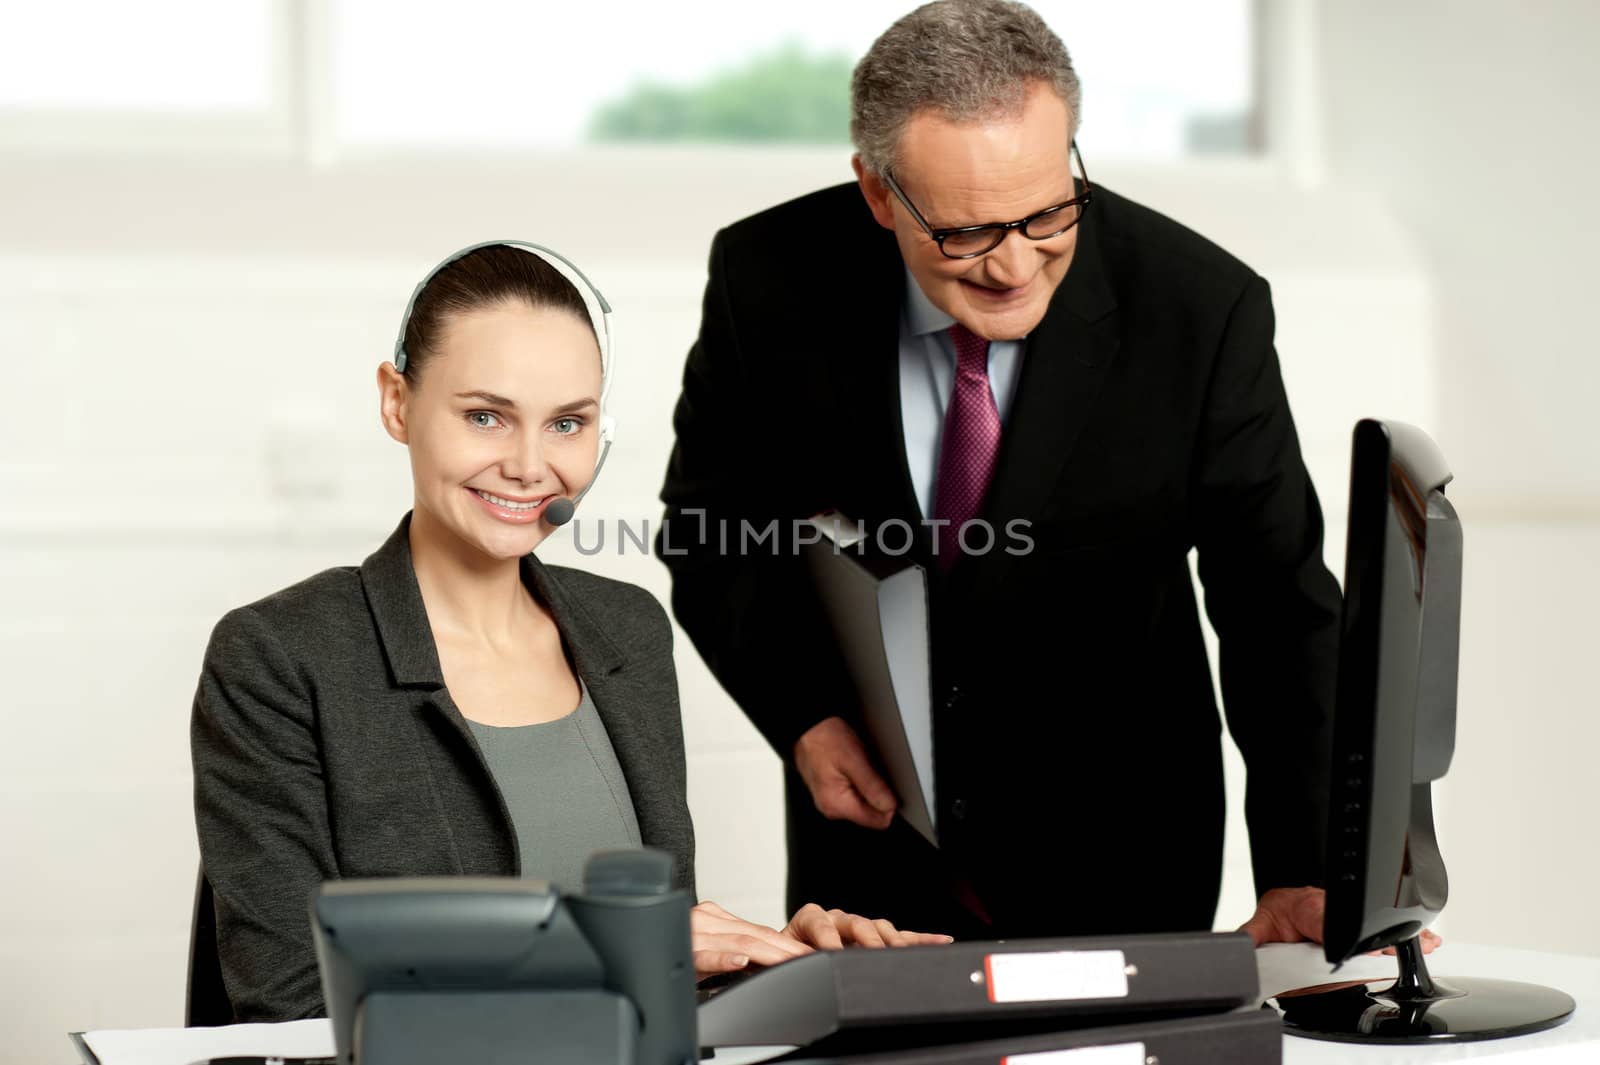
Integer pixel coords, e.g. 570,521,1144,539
852,154,898,232
377,361,410,445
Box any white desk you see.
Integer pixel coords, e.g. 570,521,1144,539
1259,941,1599,1063
70,943,1599,1065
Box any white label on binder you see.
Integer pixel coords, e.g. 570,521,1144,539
1002,1042,1145,1065
984,949,1129,1003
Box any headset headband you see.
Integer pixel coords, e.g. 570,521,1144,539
392,240,614,428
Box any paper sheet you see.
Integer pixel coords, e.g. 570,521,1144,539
75,1018,333,1065
804,517,939,846
73,1021,791,1065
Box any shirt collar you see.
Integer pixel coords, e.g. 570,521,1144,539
902,265,1047,343
903,265,956,337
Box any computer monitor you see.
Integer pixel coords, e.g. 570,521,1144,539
1267,419,1574,1043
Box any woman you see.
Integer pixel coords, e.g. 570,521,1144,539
191,241,949,1023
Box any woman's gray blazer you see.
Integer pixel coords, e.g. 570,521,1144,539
190,513,695,1022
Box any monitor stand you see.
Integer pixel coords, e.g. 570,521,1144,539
1265,936,1576,1043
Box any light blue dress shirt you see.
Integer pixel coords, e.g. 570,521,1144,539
898,267,1026,518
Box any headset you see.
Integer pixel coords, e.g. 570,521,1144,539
393,239,614,527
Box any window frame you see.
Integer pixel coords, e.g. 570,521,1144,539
0,0,313,159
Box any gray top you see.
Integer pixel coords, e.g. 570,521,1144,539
465,677,643,892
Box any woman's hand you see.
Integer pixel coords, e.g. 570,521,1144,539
691,900,815,978
692,900,954,980
782,902,955,951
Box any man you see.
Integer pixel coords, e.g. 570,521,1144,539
656,0,1339,946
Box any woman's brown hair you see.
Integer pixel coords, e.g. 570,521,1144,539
400,244,596,381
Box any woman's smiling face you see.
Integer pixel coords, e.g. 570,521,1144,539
384,298,602,561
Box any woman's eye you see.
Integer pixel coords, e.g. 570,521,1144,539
552,417,582,435
467,411,503,429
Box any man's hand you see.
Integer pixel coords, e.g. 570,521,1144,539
1238,886,1442,955
1238,886,1327,947
793,716,898,829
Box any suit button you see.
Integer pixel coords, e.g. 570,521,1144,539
950,798,968,821
944,685,964,711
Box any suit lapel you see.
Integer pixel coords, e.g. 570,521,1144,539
824,215,936,565
521,555,625,680
358,516,478,780
359,515,492,871
960,203,1120,596
360,514,445,689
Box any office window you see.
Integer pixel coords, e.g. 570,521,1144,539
332,0,1256,159
0,1,275,111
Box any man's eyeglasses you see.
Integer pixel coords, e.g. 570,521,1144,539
882,141,1092,260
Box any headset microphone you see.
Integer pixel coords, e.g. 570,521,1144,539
542,424,612,527
543,497,576,527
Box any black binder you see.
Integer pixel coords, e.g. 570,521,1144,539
772,1010,1282,1065
699,932,1260,1053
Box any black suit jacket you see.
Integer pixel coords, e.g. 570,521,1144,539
656,181,1340,940
191,514,694,1021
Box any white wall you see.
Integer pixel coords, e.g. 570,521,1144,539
3,4,1599,1062
0,154,1432,1061
1312,0,1600,958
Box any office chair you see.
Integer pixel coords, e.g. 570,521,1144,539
186,868,233,1026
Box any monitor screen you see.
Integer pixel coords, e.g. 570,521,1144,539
1269,419,1573,1044
1323,418,1461,964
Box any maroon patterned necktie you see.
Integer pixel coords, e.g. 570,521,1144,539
932,322,1002,570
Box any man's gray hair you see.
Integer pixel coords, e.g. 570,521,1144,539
850,0,1081,176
